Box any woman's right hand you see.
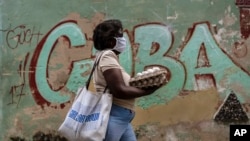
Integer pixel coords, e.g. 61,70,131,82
141,85,163,95
103,68,162,99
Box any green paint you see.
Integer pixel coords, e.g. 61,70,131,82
66,59,93,93
0,0,247,140
179,23,250,101
120,32,133,75
36,22,85,103
134,24,185,108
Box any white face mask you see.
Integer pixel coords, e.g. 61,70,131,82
113,37,127,53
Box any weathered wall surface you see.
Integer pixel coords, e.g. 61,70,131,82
0,0,250,140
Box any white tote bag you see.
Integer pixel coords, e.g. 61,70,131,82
58,87,112,141
58,52,112,141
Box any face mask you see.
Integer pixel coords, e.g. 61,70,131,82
113,37,127,53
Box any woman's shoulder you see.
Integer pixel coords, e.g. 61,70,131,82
103,49,116,55
101,50,117,59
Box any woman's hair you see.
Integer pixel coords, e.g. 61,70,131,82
93,19,123,50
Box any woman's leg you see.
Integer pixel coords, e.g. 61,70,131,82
120,123,137,141
104,104,136,141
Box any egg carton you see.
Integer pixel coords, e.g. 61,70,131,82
129,67,168,88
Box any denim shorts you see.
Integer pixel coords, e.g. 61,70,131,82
104,104,137,141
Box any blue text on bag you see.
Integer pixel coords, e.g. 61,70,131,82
68,109,100,123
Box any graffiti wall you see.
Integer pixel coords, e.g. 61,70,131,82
0,0,250,140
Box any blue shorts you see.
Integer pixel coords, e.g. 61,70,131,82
104,104,137,141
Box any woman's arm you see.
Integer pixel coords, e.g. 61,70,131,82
103,68,159,99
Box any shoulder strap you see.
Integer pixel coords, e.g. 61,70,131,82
85,51,104,90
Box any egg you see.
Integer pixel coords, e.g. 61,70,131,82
147,68,154,73
153,67,160,71
136,72,142,76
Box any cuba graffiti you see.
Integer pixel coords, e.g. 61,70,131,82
179,22,250,102
26,19,250,109
29,20,87,106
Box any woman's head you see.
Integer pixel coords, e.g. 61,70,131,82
93,19,123,51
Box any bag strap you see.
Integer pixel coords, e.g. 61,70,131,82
86,52,102,89
85,51,108,92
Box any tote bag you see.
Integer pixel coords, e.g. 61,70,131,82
58,52,112,141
